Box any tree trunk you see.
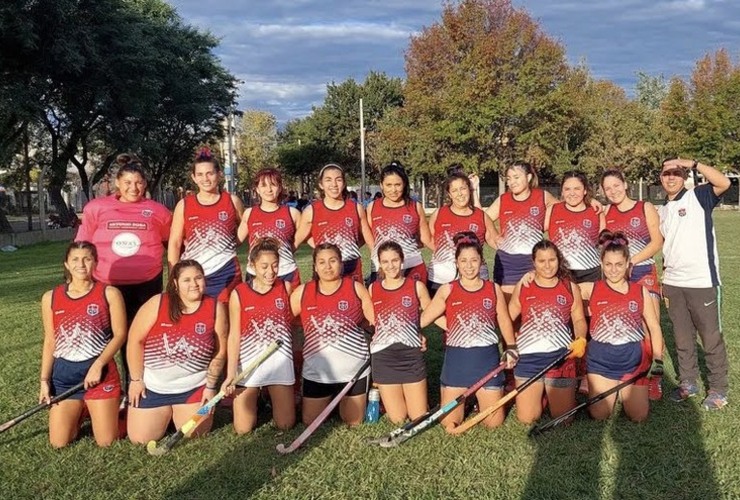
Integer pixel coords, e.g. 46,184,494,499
0,207,13,234
47,182,71,221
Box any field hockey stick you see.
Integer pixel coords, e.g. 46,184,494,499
450,350,572,435
0,381,85,434
276,358,371,454
529,369,648,437
377,361,508,448
146,340,282,456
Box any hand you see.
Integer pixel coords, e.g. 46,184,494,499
83,361,103,389
503,347,519,369
568,337,587,359
128,380,146,408
39,380,51,404
589,198,604,214
662,158,693,171
220,376,235,396
649,358,664,379
519,271,535,288
201,387,218,411
419,335,428,353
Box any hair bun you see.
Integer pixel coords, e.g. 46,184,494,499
195,146,213,161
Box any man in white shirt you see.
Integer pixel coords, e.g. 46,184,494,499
658,158,731,410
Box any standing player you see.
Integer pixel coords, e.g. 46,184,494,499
126,260,227,444
39,241,127,447
290,243,375,426
420,233,518,431
508,240,587,423
168,147,244,302
222,238,296,433
294,164,375,282
369,241,433,423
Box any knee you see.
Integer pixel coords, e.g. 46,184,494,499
274,415,296,431
481,418,504,429
49,437,72,449
343,418,362,427
627,408,649,423
588,407,612,421
516,413,539,425
94,435,117,448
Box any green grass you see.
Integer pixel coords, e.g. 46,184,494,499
2,213,740,499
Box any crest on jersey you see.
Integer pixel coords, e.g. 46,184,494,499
218,211,228,221
556,295,567,306
628,301,639,313
530,207,540,216
87,304,99,316
403,214,413,224
482,298,493,310
582,219,592,229
275,219,286,229
275,298,285,310
345,217,354,227
402,296,413,308
469,223,479,232
141,209,153,218
678,208,686,217
194,322,207,335
630,217,641,228
338,300,349,311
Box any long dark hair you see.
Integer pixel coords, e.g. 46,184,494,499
167,260,205,323
444,172,474,210
380,162,411,204
64,241,98,282
376,241,404,280
531,240,571,281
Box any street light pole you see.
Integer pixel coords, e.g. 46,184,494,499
360,98,366,197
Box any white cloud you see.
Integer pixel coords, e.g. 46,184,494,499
248,22,416,41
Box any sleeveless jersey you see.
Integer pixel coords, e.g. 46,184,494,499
181,193,239,276
234,280,293,384
548,203,600,271
311,199,361,262
589,281,644,345
51,282,112,362
429,206,488,284
497,188,547,255
370,201,423,268
370,278,421,354
605,201,655,266
445,280,499,348
143,295,217,393
76,195,172,285
517,279,574,355
300,278,370,383
246,205,298,276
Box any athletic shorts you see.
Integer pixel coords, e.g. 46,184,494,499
367,262,427,286
631,264,660,297
134,385,205,409
586,339,650,386
302,376,369,399
514,349,576,387
115,272,163,325
371,343,426,385
51,358,121,401
209,257,242,303
441,345,504,389
426,280,444,298
342,258,364,283
494,251,533,286
571,266,601,284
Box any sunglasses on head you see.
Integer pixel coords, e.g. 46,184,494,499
661,168,685,178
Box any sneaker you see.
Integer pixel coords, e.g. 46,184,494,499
669,382,699,402
648,375,663,401
701,391,728,411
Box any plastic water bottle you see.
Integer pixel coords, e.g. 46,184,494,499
365,388,381,423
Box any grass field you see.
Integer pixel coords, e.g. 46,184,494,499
1,212,739,499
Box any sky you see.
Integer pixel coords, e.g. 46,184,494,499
167,0,740,124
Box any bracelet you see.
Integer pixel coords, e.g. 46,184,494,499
40,378,49,382
206,385,218,390
130,378,143,383
506,343,518,351
691,160,698,170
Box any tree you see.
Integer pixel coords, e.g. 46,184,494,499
237,110,278,188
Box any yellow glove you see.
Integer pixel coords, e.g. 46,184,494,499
568,337,587,359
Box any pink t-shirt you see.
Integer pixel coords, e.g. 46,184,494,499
76,195,172,285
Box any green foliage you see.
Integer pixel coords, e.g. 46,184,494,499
237,110,279,188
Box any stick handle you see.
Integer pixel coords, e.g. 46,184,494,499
0,381,85,434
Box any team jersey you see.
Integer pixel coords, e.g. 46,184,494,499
605,201,655,266
300,278,370,383
143,295,217,394
180,193,239,276
51,282,112,362
589,281,644,345
517,279,574,355
76,195,172,285
370,278,421,354
445,280,499,348
233,280,294,385
548,203,600,271
428,206,488,284
245,205,298,277
497,188,547,255
310,199,361,262
370,201,423,269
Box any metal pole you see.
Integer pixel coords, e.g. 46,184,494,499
227,112,235,193
39,164,50,237
360,98,366,197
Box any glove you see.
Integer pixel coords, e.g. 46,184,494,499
503,345,519,368
649,359,664,379
567,337,587,359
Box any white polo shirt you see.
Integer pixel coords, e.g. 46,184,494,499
658,184,721,288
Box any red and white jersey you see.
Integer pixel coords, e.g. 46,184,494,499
429,206,488,284
143,295,217,394
233,280,294,386
51,282,112,362
548,203,600,271
300,278,369,383
589,281,644,345
445,280,499,348
181,193,239,276
76,195,172,285
605,202,655,266
370,201,423,268
310,200,361,262
517,279,574,355
497,188,547,255
245,205,298,276
370,278,421,354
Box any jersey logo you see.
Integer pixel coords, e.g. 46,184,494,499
345,217,354,227
556,295,567,306
111,232,141,257
678,208,686,217
469,223,479,232
530,207,540,216
218,211,228,221
582,219,592,229
102,384,115,393
194,322,207,335
482,298,493,310
87,304,100,316
338,300,349,311
630,217,641,228
275,298,285,310
275,219,286,229
141,209,153,218
403,214,413,224
402,296,413,308
628,301,639,313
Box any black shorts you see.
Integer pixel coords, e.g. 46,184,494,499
116,272,163,324
302,376,369,399
371,343,426,385
570,266,600,284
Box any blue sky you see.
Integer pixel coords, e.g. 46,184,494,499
168,0,740,123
